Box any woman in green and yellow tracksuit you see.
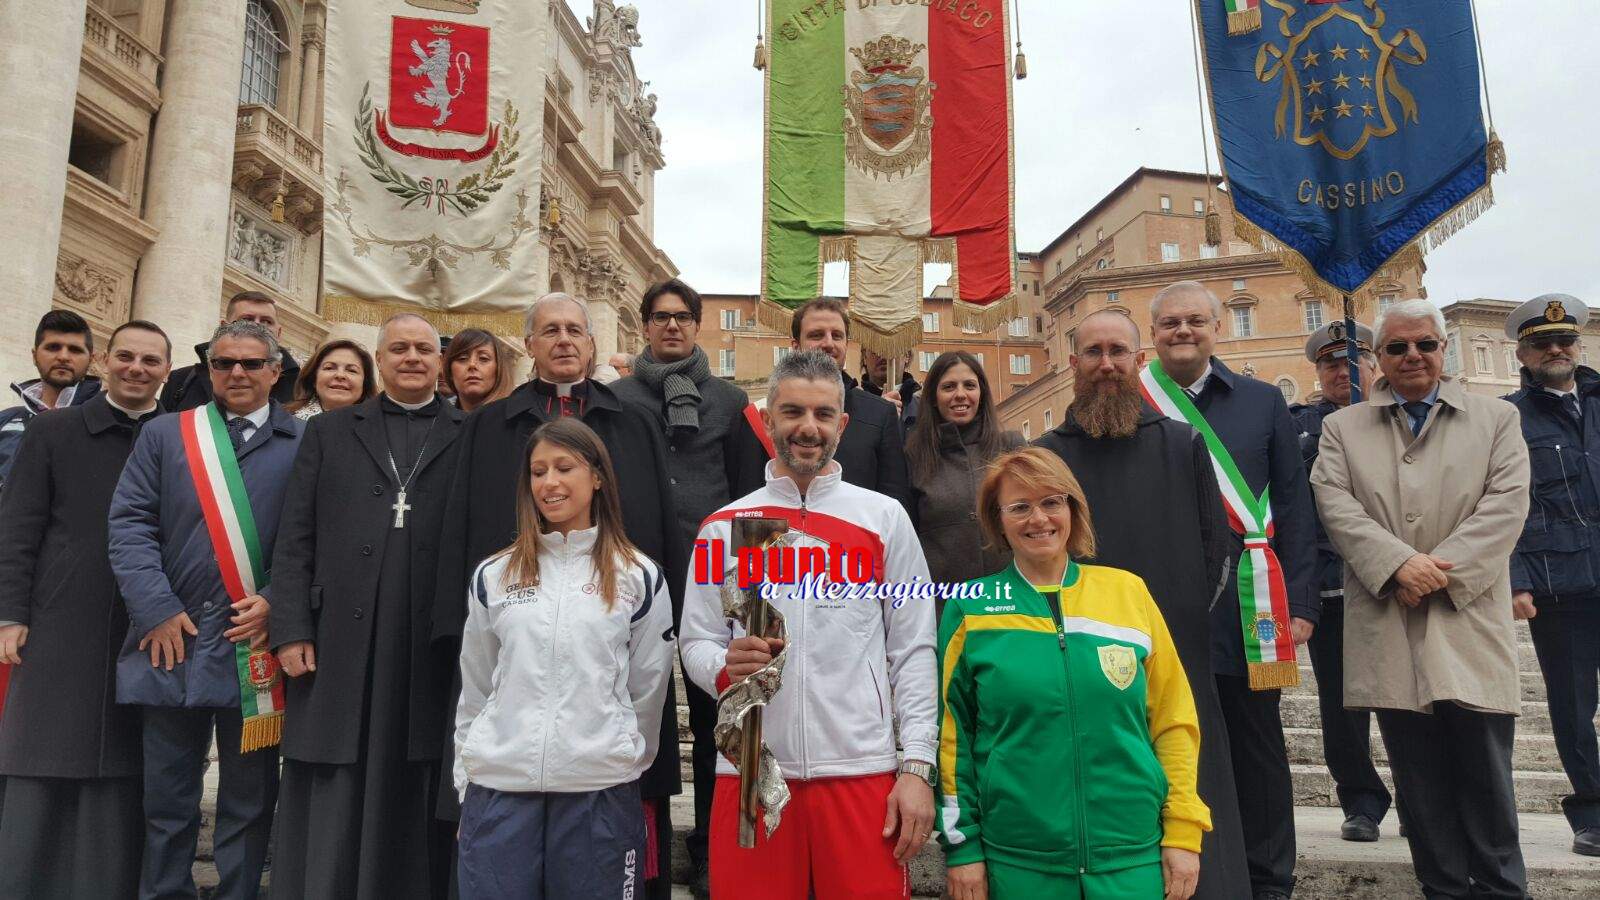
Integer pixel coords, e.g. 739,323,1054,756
938,448,1210,900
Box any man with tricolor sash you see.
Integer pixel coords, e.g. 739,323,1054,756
110,319,304,900
1143,281,1317,900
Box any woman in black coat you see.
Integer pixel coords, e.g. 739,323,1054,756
905,351,1024,593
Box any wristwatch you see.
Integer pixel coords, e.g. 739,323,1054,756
899,760,936,788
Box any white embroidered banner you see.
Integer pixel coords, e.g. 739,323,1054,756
322,0,549,330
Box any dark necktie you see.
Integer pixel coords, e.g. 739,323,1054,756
1563,393,1581,425
1402,401,1430,437
226,416,251,451
1185,387,1201,404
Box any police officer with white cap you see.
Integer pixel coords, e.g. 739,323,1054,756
1290,320,1393,842
1503,292,1600,857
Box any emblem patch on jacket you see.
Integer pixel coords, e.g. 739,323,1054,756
1098,644,1137,691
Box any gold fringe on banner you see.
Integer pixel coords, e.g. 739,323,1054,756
239,713,283,754
1227,6,1261,35
819,235,857,263
851,317,924,360
757,298,796,338
953,294,1020,335
322,294,527,338
921,237,956,266
1247,660,1299,691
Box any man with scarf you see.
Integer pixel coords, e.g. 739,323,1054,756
613,279,769,899
1034,309,1252,900
433,292,687,899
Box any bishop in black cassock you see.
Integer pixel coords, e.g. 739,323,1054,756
268,316,463,900
1033,309,1251,900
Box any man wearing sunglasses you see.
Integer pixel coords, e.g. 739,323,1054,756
1145,281,1317,900
1311,298,1530,897
1289,322,1393,845
1503,293,1600,858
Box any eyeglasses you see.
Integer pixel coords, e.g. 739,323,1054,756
208,357,273,371
1000,494,1071,520
1078,346,1134,363
1380,339,1442,357
648,311,696,327
1527,334,1579,352
1155,316,1214,332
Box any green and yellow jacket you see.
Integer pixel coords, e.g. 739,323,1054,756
936,559,1210,875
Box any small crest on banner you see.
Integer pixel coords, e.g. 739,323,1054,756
1253,611,1280,645
1098,645,1138,691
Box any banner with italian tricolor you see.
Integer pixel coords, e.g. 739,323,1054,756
760,0,1017,355
178,404,285,752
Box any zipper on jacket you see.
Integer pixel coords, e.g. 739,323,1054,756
1051,590,1089,875
537,552,565,788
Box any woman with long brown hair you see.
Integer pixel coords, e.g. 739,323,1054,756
904,350,1023,590
288,339,376,419
452,417,673,899
442,328,515,413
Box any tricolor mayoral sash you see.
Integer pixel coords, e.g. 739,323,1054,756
760,0,1018,355
1196,0,1502,302
1140,362,1298,690
178,405,285,752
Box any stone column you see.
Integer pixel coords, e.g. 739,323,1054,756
297,22,325,138
0,0,89,373
131,0,249,356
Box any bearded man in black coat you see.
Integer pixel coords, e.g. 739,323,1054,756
1034,310,1251,900
432,292,687,900
0,320,172,899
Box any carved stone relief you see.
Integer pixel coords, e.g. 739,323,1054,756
228,207,292,287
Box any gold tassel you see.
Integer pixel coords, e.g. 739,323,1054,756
754,37,768,71
1227,6,1261,35
270,184,287,224
1014,46,1027,80
1204,211,1223,246
1486,129,1507,175
1247,660,1300,691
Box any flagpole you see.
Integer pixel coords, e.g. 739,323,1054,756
1344,294,1362,404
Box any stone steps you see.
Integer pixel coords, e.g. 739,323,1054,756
1278,692,1573,734
1284,725,1565,772
1287,664,1551,703
1290,763,1575,815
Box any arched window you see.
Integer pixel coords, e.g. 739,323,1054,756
240,0,287,107
1276,376,1297,404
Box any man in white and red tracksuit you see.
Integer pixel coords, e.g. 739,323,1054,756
680,350,938,900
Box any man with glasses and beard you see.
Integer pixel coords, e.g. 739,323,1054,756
1312,298,1529,897
1503,293,1600,858
1034,309,1251,900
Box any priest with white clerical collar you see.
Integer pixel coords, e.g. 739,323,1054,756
268,312,465,899
432,291,687,899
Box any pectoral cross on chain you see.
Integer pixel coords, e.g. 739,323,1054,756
391,491,413,529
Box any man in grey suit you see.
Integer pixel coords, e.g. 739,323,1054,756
110,320,304,900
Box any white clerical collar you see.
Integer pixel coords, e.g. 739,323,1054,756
387,393,436,410
226,404,272,430
106,395,159,418
539,378,580,397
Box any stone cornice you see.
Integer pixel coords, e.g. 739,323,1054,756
1044,252,1286,316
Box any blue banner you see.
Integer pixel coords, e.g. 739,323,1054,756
1197,0,1501,296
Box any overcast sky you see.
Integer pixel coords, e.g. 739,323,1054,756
623,1,1597,307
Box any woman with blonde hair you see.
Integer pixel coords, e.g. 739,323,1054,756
453,417,673,899
939,448,1208,900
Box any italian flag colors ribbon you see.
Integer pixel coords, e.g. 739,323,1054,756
760,0,1017,354
178,404,284,752
1140,362,1299,690
1222,0,1261,35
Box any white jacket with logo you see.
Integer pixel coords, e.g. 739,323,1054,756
453,527,674,799
680,462,938,779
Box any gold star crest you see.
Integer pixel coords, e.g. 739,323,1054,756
1360,102,1374,118
1334,100,1354,118
1300,48,1321,69
1358,74,1373,90
1332,72,1352,90
1330,44,1349,60
1306,78,1325,96
1309,105,1326,123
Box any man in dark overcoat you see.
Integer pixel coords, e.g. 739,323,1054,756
433,292,687,899
268,313,464,898
1034,309,1251,900
0,320,172,898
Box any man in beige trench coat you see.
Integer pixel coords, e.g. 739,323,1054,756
1310,299,1531,899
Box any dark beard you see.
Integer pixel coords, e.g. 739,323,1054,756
1070,376,1143,439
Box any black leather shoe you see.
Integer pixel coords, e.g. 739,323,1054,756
1575,827,1600,857
1341,814,1380,842
691,860,711,899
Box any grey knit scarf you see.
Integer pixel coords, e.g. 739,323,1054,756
632,345,710,432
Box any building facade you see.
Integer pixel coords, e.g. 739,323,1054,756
0,0,674,384
997,168,1427,440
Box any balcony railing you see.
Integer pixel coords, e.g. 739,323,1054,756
83,4,161,89
237,104,323,174
234,104,324,234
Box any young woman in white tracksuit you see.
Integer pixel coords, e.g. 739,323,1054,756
453,417,674,900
